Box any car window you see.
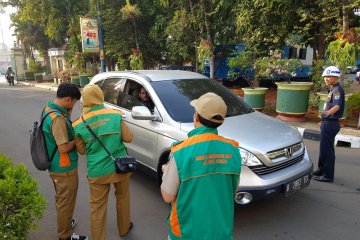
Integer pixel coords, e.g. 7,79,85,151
119,79,155,112
99,78,125,105
95,80,104,88
117,92,143,110
151,78,253,122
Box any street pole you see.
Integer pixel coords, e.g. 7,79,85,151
97,0,106,72
13,49,18,82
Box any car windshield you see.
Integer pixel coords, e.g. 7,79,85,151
151,78,253,122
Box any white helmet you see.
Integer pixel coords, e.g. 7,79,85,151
322,66,341,77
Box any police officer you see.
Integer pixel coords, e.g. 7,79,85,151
313,66,345,183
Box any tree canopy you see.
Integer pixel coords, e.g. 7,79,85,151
1,0,359,71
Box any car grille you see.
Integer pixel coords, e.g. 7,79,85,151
267,142,303,160
249,150,305,175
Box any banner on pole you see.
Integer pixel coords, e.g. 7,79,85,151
80,17,99,53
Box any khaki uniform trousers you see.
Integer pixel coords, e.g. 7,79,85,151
50,168,79,240
88,172,132,240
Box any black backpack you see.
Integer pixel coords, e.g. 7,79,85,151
30,109,60,171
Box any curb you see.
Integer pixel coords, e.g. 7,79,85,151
20,81,58,91
19,81,360,148
300,128,360,149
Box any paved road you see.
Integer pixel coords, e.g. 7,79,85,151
0,80,359,240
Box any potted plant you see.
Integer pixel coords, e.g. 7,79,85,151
28,59,45,83
317,30,358,121
79,70,92,87
24,70,35,81
79,62,98,87
53,71,59,85
58,69,78,84
347,91,360,129
256,49,312,122
70,70,81,86
129,48,143,70
70,52,90,87
34,73,43,82
228,49,268,110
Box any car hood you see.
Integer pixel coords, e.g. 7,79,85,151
180,111,302,154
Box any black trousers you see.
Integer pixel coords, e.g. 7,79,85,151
317,120,340,179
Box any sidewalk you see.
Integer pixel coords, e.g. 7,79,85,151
19,80,360,148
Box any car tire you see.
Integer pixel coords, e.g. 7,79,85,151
157,152,170,186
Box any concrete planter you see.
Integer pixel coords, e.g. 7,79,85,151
34,73,43,82
43,74,53,81
70,76,80,86
275,82,313,122
79,74,92,87
242,87,268,110
24,71,35,81
317,92,353,119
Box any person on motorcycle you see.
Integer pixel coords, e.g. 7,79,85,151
5,67,15,85
5,67,14,77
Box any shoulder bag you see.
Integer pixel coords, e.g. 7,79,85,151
81,116,137,173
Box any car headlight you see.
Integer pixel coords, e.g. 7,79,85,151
239,148,263,166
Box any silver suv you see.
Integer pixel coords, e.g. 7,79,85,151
89,70,313,204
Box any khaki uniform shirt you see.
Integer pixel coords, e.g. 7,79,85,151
51,117,69,146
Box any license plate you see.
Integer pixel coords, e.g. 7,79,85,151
284,173,311,197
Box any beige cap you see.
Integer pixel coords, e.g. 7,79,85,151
190,92,227,123
82,84,104,114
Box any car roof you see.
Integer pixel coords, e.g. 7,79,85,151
93,70,208,82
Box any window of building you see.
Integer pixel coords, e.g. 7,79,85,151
299,48,307,60
288,47,297,59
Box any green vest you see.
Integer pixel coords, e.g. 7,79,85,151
42,101,78,173
168,126,242,240
72,105,127,178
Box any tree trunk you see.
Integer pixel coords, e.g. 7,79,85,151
188,0,199,72
311,33,327,61
343,0,350,33
132,18,140,51
199,0,215,79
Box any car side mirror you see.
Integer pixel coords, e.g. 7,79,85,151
131,106,158,121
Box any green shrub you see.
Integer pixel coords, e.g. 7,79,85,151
310,60,327,93
58,69,79,82
348,91,360,113
308,92,320,110
28,59,45,73
129,53,143,70
0,153,46,239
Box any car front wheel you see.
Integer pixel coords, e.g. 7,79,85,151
157,153,169,186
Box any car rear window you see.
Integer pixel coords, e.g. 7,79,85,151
151,79,253,122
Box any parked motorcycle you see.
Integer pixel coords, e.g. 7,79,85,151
6,73,15,86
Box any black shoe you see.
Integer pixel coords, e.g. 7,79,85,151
313,169,322,176
71,219,77,229
313,175,333,183
71,233,88,240
120,222,133,237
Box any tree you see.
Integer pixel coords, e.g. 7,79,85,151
10,16,49,60
155,0,238,77
121,0,142,51
5,0,90,70
235,1,301,54
235,0,360,61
